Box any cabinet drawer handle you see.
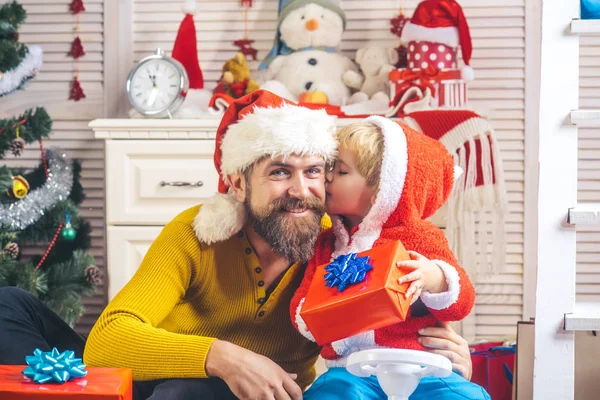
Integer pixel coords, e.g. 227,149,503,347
159,181,204,187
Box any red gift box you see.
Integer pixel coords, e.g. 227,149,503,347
0,365,132,399
469,341,505,354
406,41,458,71
300,240,413,345
471,346,515,400
389,67,467,110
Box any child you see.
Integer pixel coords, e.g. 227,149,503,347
290,116,489,399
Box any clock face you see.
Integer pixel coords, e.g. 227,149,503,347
129,58,182,113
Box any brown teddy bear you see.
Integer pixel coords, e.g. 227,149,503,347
213,53,260,99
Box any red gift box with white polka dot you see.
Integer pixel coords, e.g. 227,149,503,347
390,40,468,110
406,40,458,70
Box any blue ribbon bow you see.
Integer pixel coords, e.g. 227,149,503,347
22,348,88,384
324,253,373,292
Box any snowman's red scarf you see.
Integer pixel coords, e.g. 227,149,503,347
403,109,508,278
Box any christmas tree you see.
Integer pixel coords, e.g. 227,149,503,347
0,0,43,97
0,108,100,326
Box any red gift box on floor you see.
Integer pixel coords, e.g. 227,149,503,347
300,240,413,345
471,346,515,400
469,341,505,354
0,365,132,399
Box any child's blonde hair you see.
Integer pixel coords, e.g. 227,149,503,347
336,122,384,187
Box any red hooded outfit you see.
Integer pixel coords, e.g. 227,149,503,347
290,115,475,367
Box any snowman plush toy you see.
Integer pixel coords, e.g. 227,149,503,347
259,0,359,106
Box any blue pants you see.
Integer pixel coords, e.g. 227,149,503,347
304,367,490,400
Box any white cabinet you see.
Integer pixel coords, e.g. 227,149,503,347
105,140,219,225
106,226,162,299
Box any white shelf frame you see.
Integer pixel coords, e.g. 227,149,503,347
570,19,600,34
570,109,600,126
565,303,600,331
568,203,600,225
533,1,579,398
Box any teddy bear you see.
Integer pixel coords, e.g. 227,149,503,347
257,0,358,106
343,46,399,105
213,53,260,99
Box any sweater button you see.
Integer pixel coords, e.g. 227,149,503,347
237,231,244,238
245,247,252,254
258,311,265,317
257,280,265,287
258,297,266,304
255,267,262,274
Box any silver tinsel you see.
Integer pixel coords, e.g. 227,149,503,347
0,149,73,230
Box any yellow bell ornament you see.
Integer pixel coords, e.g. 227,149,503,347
9,175,30,199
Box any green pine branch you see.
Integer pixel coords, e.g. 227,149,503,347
0,166,11,193
0,1,28,73
18,200,79,242
0,261,48,296
0,1,26,30
0,38,27,73
0,108,52,160
41,250,96,325
30,216,92,268
69,160,85,206
0,20,16,38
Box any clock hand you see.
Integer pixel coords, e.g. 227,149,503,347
147,87,159,107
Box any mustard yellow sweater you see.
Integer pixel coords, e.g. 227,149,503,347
84,205,329,389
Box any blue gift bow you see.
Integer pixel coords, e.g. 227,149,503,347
324,253,373,292
22,347,87,384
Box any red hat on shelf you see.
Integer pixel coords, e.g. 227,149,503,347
172,0,204,89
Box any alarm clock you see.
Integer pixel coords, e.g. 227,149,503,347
126,48,189,118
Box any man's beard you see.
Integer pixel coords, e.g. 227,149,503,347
245,195,325,264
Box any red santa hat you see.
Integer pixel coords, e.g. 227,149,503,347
400,0,474,81
171,0,204,89
193,90,337,244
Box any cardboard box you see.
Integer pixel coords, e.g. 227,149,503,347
300,240,413,345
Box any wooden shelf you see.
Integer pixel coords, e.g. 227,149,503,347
568,203,600,225
570,109,600,126
570,19,600,34
565,302,600,331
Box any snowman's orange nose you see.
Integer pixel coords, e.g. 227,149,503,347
305,18,319,31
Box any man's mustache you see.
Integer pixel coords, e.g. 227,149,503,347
269,196,325,213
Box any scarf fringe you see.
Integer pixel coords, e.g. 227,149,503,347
444,122,508,279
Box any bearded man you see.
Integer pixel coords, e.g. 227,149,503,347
0,91,474,400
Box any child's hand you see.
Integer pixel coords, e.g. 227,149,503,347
396,251,448,302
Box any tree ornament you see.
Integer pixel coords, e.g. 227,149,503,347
3,242,19,259
68,37,85,59
390,13,409,38
232,1,258,61
61,211,76,241
69,0,86,14
233,39,258,61
69,76,86,101
84,265,102,285
61,225,76,240
8,175,30,199
10,137,25,156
